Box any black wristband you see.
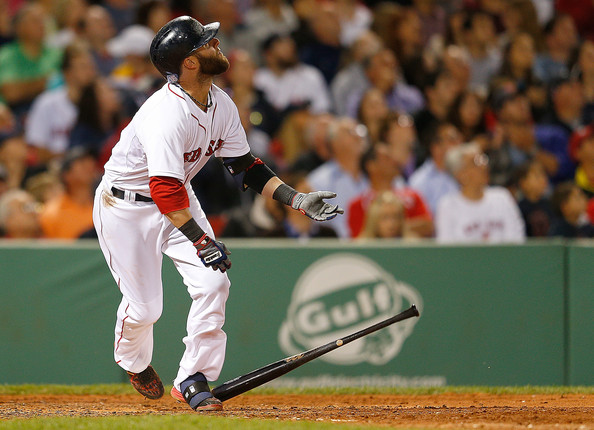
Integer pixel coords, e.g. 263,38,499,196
272,183,298,206
178,218,206,243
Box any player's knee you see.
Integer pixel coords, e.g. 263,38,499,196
129,300,163,326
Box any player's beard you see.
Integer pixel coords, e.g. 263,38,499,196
198,52,230,76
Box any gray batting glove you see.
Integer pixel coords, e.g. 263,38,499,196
291,191,344,221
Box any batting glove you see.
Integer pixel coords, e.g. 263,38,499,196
194,235,232,272
291,191,344,221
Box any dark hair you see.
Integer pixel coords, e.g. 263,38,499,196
76,80,120,132
360,142,387,177
512,159,543,187
551,181,577,216
447,91,486,138
77,81,102,131
60,42,88,72
498,33,538,85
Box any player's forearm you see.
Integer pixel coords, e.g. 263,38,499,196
165,208,194,228
261,176,284,199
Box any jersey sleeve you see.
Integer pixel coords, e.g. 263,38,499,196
136,108,188,181
214,97,250,158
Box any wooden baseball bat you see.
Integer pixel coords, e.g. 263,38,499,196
211,304,420,402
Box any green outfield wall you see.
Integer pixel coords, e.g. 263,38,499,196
0,240,592,386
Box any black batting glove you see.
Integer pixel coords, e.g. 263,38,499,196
193,234,232,272
291,191,344,221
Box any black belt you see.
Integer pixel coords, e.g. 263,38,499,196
111,187,154,203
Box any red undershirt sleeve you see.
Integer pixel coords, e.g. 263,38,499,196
149,176,190,214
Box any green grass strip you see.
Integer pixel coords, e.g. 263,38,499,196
0,414,389,430
1,384,593,396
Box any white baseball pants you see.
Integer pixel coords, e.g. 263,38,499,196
93,180,229,388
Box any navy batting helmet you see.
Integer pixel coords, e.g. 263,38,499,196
150,16,220,82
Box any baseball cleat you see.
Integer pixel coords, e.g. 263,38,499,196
126,365,164,399
171,386,223,411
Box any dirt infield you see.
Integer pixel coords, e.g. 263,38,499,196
1,392,593,428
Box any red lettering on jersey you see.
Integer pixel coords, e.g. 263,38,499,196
205,138,224,157
184,148,202,163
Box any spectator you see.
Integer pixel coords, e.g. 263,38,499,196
25,42,97,164
81,5,119,76
46,0,88,49
441,44,471,95
498,0,542,50
0,162,7,197
575,40,594,124
534,14,579,85
348,140,433,238
390,7,426,89
290,113,334,174
0,135,27,190
107,24,162,96
549,181,594,238
294,1,344,85
0,189,42,238
243,0,298,50
307,117,369,238
335,0,372,48
514,159,553,237
447,90,487,143
200,0,258,62
69,78,123,154
436,143,525,243
409,122,461,215
381,112,418,181
542,78,586,135
461,10,502,95
38,147,97,239
413,0,447,46
0,101,15,132
346,48,425,118
357,87,389,145
488,84,560,186
555,0,594,42
224,49,279,143
135,0,171,34
254,34,331,115
568,125,594,198
0,0,12,46
358,190,408,239
330,30,383,116
103,0,136,35
414,69,459,163
495,32,547,120
0,4,62,117
534,78,586,183
24,170,63,204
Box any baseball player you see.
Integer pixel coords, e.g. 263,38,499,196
92,16,343,412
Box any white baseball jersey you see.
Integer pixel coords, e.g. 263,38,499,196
436,187,526,243
94,82,250,389
104,83,250,193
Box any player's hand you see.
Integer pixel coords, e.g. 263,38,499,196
193,235,231,272
291,191,344,221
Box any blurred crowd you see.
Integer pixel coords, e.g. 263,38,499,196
1,0,594,242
